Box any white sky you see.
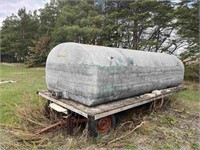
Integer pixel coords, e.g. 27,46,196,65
0,0,49,27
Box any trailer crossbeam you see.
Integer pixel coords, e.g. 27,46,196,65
35,115,88,135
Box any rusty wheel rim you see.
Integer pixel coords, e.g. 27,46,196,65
97,117,111,133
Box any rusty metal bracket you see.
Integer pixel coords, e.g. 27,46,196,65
35,115,88,135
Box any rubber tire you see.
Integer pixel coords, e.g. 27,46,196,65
88,115,116,137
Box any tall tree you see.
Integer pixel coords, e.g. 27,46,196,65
124,0,182,53
1,0,198,66
52,0,104,45
99,1,131,47
175,0,199,60
16,8,39,61
26,3,59,66
1,8,39,62
38,3,59,36
26,36,50,67
1,15,19,61
99,0,186,54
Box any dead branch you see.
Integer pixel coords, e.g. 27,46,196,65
159,96,164,108
25,118,47,127
113,121,133,137
106,121,145,145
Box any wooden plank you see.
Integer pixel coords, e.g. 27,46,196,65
92,86,185,116
94,93,172,120
93,86,186,119
38,90,103,117
38,86,186,120
38,92,90,118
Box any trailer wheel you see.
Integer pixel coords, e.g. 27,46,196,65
88,115,115,137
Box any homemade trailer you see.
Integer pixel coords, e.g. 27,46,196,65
38,42,185,136
46,42,184,107
37,85,185,136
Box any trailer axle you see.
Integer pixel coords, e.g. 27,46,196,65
35,115,88,135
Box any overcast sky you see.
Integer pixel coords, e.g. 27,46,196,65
0,0,49,27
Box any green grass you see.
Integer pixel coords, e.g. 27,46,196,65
172,81,200,102
0,64,46,124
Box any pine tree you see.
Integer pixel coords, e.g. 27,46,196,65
176,1,199,60
1,0,198,66
26,36,49,67
1,8,39,62
52,0,104,45
25,3,59,66
1,15,19,62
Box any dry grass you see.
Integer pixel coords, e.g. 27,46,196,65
1,95,199,150
0,94,146,149
0,96,84,149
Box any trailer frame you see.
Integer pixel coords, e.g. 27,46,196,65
38,85,186,121
37,85,186,136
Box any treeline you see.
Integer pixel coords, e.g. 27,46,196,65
0,0,198,67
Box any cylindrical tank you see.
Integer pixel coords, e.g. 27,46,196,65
46,42,184,106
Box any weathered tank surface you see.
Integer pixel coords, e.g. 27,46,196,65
46,42,184,106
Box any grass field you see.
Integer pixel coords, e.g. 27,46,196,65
0,63,199,150
0,63,46,124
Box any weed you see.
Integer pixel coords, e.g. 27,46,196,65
125,144,137,150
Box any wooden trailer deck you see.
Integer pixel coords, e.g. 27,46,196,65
38,86,186,120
